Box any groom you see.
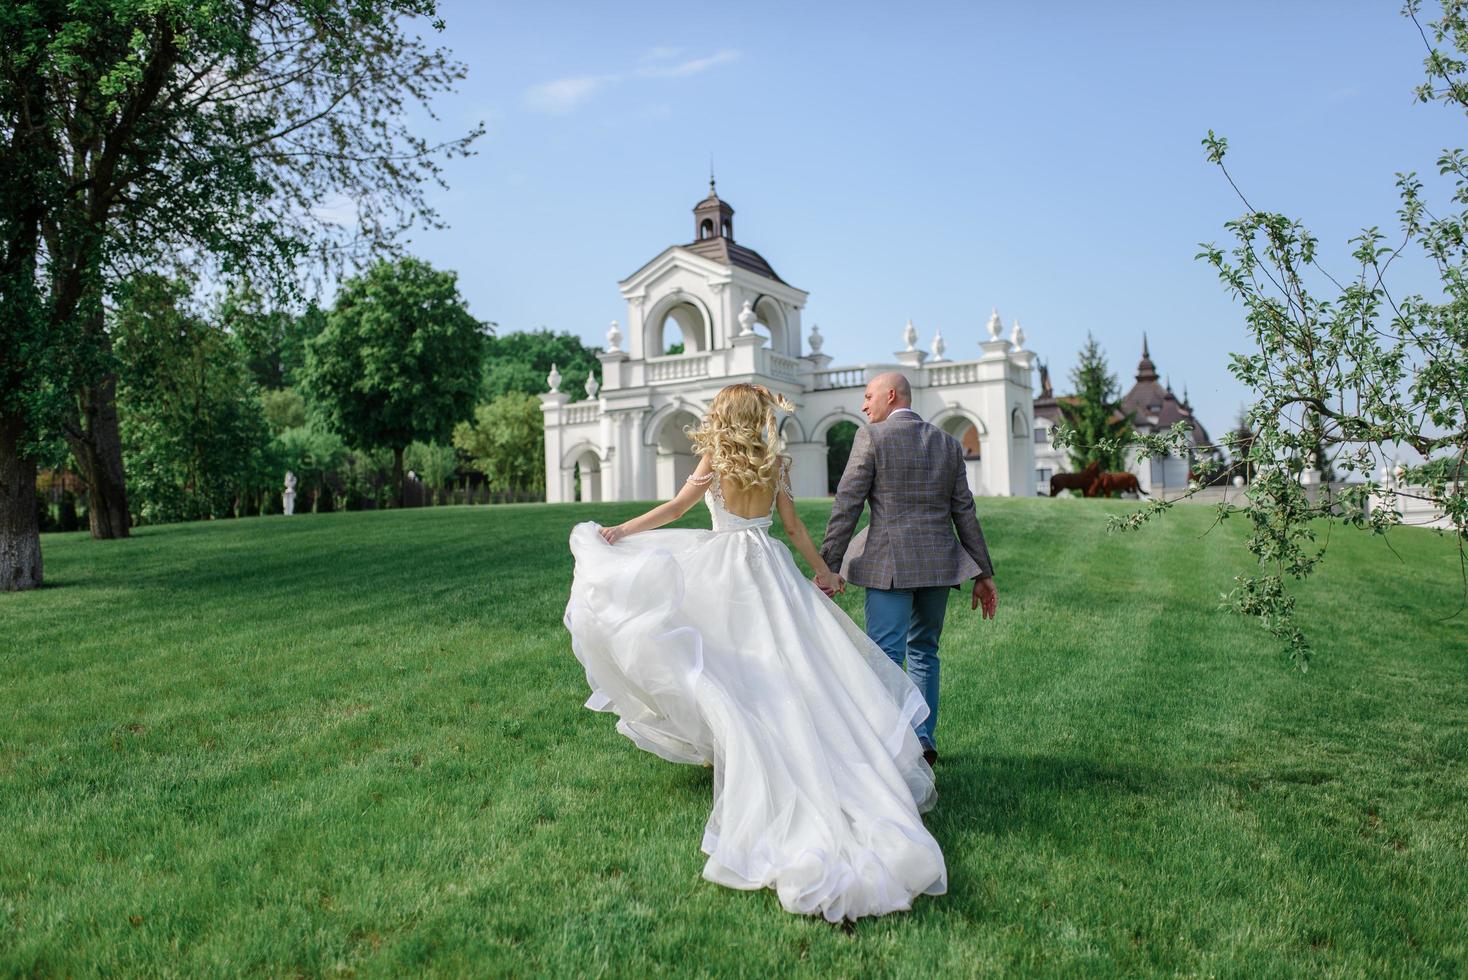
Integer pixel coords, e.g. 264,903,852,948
818,372,998,766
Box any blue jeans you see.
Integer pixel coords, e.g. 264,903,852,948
864,585,949,749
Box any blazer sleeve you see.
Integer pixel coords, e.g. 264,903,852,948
949,441,994,579
820,423,876,572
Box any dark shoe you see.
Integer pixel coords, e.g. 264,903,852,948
922,745,937,766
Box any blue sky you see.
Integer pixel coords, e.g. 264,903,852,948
388,0,1456,439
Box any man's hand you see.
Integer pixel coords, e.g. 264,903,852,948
972,576,997,619
814,571,844,596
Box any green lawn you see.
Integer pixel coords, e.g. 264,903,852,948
3,498,1466,977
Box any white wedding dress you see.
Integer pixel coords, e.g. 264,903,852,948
563,469,947,922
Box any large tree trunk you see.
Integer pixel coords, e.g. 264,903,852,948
0,412,43,591
66,373,132,539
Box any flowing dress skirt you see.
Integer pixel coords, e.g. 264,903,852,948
564,520,946,921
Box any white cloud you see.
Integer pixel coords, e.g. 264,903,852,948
523,74,617,114
636,50,739,78
523,49,739,115
311,193,358,229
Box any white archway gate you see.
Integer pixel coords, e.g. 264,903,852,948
541,189,1037,502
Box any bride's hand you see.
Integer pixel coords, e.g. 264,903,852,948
600,523,629,545
814,570,843,595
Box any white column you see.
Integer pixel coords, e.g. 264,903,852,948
730,334,764,377
598,349,629,391
656,451,677,500
786,441,829,497
540,390,570,502
633,411,656,500
966,457,986,497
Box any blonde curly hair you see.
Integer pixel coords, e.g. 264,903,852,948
687,383,794,491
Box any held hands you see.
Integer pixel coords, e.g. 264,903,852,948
972,576,998,619
813,570,844,596
599,524,629,546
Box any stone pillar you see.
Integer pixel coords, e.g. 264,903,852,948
896,319,927,374
540,390,571,503
895,349,928,371
786,441,829,497
966,456,986,498
1008,347,1037,497
630,410,655,500
598,349,629,392
655,451,677,500
584,463,602,502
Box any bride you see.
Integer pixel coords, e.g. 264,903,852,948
563,382,945,922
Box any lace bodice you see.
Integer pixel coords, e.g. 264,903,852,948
686,463,793,533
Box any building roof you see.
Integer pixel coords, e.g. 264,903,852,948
1115,337,1208,444
681,237,785,283
682,179,786,283
1034,394,1079,423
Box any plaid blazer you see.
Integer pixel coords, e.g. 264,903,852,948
820,413,994,590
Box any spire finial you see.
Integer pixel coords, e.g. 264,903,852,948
1136,332,1158,383
709,157,716,197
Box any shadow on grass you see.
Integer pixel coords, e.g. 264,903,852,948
933,751,1172,837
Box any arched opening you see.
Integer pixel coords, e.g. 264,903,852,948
778,414,805,443
752,297,787,352
652,300,708,355
721,218,731,238
939,415,982,460
1011,407,1029,438
655,410,701,498
825,420,859,493
699,218,713,240
572,449,602,502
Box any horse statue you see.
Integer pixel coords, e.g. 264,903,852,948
1089,471,1144,497
1049,460,1101,497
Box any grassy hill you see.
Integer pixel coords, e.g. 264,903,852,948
3,499,1465,976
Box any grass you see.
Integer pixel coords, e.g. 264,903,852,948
2,497,1466,977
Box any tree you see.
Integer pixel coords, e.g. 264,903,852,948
1225,409,1259,485
1058,334,1134,474
222,286,324,391
453,394,546,498
826,421,858,493
0,1,481,589
260,389,308,436
481,330,602,403
272,425,345,513
1062,2,1468,665
112,276,273,524
303,257,483,505
405,441,460,496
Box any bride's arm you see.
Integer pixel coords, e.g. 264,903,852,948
774,482,839,592
600,455,715,544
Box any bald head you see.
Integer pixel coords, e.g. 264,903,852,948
861,372,912,423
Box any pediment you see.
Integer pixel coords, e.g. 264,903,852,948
619,246,730,295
